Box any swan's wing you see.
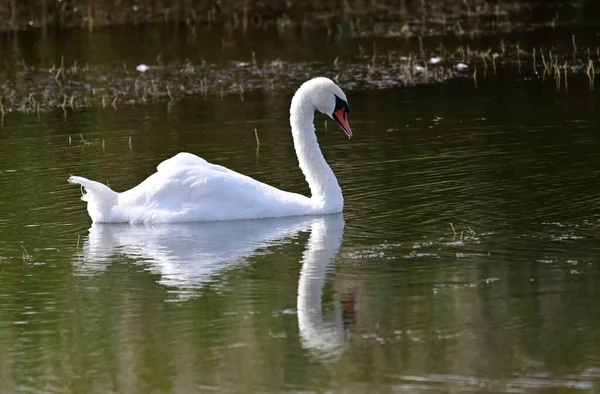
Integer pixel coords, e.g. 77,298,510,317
156,152,212,173
119,152,309,221
156,152,250,179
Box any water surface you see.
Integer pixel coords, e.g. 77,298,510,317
1,23,600,394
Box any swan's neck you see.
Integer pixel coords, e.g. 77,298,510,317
290,100,343,212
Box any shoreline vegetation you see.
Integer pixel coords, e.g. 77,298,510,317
4,0,407,31
0,0,583,32
0,1,596,116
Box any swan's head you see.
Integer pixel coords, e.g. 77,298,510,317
296,77,352,138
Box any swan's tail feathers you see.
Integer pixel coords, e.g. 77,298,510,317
68,176,118,209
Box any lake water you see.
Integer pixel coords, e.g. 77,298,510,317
1,13,600,394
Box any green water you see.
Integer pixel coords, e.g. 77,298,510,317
1,20,600,393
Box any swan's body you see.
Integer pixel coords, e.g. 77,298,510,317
69,77,352,223
69,153,319,223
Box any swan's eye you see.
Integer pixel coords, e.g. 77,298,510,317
333,95,350,117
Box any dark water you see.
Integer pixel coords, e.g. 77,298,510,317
2,22,600,393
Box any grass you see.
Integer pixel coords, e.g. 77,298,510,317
1,36,596,116
0,0,590,33
0,0,398,31
0,1,595,115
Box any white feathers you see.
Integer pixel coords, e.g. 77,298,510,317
69,77,349,223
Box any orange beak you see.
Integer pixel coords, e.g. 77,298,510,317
333,108,352,138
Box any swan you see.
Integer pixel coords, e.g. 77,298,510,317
68,77,352,223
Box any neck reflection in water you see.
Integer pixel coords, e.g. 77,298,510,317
76,214,349,358
297,214,349,361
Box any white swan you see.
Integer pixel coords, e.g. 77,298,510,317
68,77,352,223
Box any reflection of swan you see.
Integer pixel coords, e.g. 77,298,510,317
76,215,323,292
68,77,352,223
297,213,349,359
76,213,350,355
